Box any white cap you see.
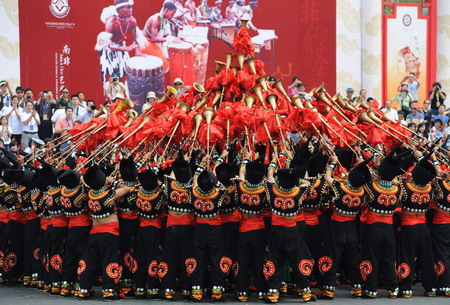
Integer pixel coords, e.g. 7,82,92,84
146,91,157,99
173,78,184,86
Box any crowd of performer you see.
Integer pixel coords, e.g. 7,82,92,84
0,134,449,302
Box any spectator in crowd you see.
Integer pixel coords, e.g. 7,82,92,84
9,140,18,153
71,94,86,119
107,74,127,100
173,78,186,97
0,80,13,107
429,118,445,141
23,137,45,154
142,92,157,113
57,87,71,107
77,92,87,108
55,107,75,137
402,73,420,101
287,76,301,97
15,86,25,107
99,101,111,118
420,99,433,129
4,95,23,145
24,88,35,105
359,89,367,103
406,102,424,125
35,90,57,140
407,122,417,133
20,100,40,149
297,82,311,101
51,100,69,125
267,76,276,87
381,99,398,121
398,111,407,126
393,84,413,115
429,82,446,113
0,116,12,150
46,90,56,103
434,105,449,124
415,122,428,142
345,88,355,102
78,100,97,123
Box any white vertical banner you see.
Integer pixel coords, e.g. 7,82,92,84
336,0,362,96
0,0,20,90
361,0,382,101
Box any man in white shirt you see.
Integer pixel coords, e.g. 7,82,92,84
78,100,97,123
381,100,398,121
71,95,86,119
3,96,23,145
21,100,40,149
51,101,69,125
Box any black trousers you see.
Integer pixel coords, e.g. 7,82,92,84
2,220,24,280
430,224,450,291
78,232,121,291
134,225,161,290
38,225,52,285
360,222,398,293
265,225,312,290
320,220,362,289
159,225,193,292
48,225,68,286
398,224,437,292
118,217,138,281
304,223,321,281
62,225,90,285
235,229,267,294
222,221,239,262
23,217,40,278
190,224,228,289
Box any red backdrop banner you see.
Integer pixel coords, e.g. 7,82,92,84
19,0,336,106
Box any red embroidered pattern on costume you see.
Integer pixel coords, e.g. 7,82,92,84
446,193,450,202
240,193,261,206
88,199,101,212
273,197,295,210
124,252,137,274
136,198,152,211
220,257,232,274
222,195,230,206
0,250,4,268
299,259,313,276
106,263,122,284
60,196,72,209
33,248,40,261
263,261,275,280
17,192,22,203
232,261,239,278
410,193,431,205
148,260,158,277
434,260,445,276
318,256,333,274
377,194,397,207
359,260,372,281
185,258,197,274
158,262,168,278
309,189,318,200
77,260,86,276
169,191,189,204
193,199,214,212
397,262,410,279
50,254,63,273
342,194,361,208
46,195,54,207
3,253,17,272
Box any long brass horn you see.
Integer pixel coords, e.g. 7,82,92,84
124,109,138,127
202,107,215,124
240,19,249,28
211,90,222,106
225,52,233,69
193,83,205,96
367,110,384,124
273,80,291,102
230,65,240,77
291,94,304,108
236,53,246,69
257,75,269,91
112,97,134,114
94,105,107,118
159,86,178,103
266,94,278,111
244,95,256,108
381,112,397,124
253,85,264,103
192,113,203,141
245,57,257,75
215,61,226,74
357,111,375,124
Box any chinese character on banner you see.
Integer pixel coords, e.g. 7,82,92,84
63,56,71,66
62,45,71,55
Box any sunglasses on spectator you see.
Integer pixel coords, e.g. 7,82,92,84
17,91,24,94
62,91,69,93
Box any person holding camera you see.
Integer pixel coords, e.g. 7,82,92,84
78,100,97,123
402,73,420,101
35,90,57,140
107,74,127,100
393,83,414,116
429,82,447,114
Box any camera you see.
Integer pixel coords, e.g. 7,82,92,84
90,105,96,110
113,77,119,82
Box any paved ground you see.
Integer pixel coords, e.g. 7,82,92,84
0,285,449,305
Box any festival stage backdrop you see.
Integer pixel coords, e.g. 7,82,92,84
19,0,336,110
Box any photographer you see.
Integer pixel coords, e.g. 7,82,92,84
106,74,126,100
393,83,413,116
428,82,447,114
35,90,57,140
78,100,97,123
402,73,420,101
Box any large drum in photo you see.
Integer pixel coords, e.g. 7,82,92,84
167,41,195,87
126,56,164,112
184,37,209,85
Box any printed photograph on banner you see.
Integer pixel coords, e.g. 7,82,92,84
385,5,428,107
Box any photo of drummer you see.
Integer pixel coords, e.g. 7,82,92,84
140,2,179,71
